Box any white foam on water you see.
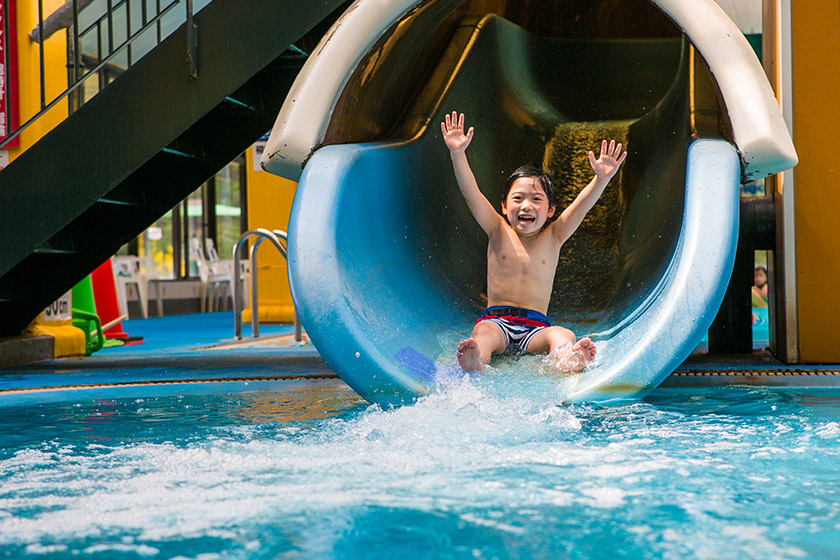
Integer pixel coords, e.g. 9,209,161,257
816,421,840,438
0,377,622,546
82,543,160,556
1,382,839,559
24,543,68,555
457,513,526,535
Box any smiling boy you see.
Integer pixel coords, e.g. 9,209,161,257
441,112,627,373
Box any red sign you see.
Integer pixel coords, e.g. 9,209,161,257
0,0,20,148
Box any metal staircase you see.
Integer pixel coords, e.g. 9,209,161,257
0,0,347,336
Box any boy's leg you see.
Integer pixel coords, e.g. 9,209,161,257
457,321,506,372
526,326,596,372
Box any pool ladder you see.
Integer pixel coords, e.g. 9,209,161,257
232,228,302,342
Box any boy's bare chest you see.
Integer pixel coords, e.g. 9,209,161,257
487,229,560,276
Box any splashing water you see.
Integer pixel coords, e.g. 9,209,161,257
1,378,839,559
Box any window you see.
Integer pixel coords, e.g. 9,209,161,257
119,155,247,279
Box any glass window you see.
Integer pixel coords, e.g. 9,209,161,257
186,187,204,278
143,214,174,278
118,154,247,281
213,157,244,260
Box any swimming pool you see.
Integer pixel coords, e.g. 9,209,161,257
1,376,838,559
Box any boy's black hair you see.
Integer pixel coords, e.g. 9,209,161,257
502,163,556,208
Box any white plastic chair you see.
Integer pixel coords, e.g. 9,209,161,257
112,255,161,318
206,237,250,309
205,237,222,261
190,237,232,312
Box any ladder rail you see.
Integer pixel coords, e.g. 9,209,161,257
232,228,301,341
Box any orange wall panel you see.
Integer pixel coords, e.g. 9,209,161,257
792,0,840,361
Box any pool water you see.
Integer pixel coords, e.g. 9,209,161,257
1,376,839,559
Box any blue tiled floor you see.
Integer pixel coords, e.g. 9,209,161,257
101,312,296,356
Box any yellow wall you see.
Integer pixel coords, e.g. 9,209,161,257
792,1,840,361
8,0,69,162
243,147,297,322
10,2,84,356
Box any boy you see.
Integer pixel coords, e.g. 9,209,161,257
440,111,627,373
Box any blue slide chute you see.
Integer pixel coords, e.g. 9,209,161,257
289,137,738,405
272,2,796,405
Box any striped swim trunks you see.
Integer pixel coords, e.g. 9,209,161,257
476,306,551,356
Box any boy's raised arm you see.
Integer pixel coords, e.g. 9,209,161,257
441,112,501,236
552,139,627,244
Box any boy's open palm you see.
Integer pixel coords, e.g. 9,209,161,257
588,139,628,181
441,112,474,153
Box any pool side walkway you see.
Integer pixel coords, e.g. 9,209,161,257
0,312,838,396
0,313,331,396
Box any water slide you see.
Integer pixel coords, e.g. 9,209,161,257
261,0,797,405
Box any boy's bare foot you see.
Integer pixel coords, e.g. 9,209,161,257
573,337,596,362
551,337,596,373
457,338,484,372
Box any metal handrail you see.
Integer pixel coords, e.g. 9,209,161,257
1,0,183,149
232,228,301,342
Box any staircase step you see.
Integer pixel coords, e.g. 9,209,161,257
32,246,80,255
223,96,256,112
97,197,143,208
161,147,199,159
96,183,149,210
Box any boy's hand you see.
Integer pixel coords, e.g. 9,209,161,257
441,111,474,154
588,139,628,181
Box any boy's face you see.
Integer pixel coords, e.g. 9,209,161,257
501,177,555,235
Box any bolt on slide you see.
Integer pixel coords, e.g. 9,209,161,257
261,0,796,405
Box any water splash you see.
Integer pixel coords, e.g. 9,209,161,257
0,383,839,559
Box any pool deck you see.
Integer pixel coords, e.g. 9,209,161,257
0,312,838,396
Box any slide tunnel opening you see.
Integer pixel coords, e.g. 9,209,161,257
313,0,731,336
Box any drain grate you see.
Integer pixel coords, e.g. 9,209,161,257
0,374,339,396
673,370,840,376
